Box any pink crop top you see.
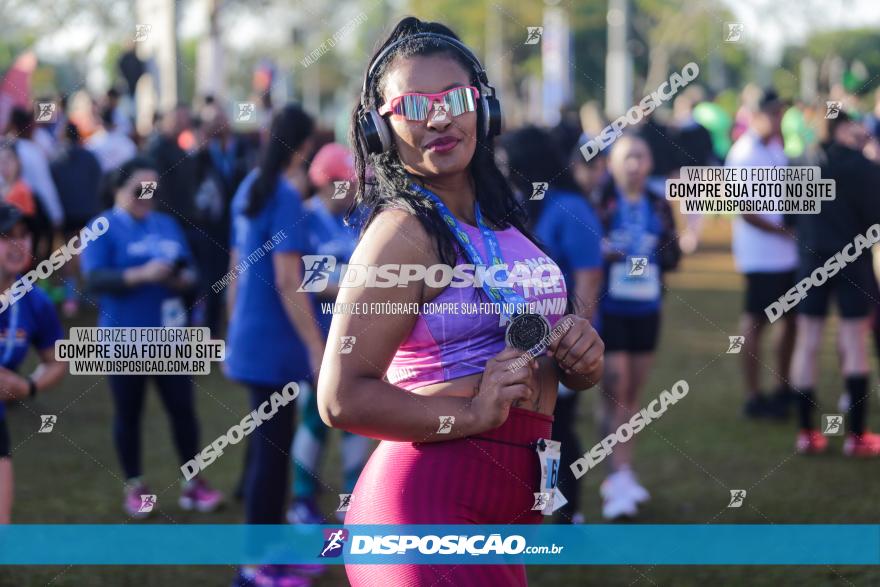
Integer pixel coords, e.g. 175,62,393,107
386,222,568,390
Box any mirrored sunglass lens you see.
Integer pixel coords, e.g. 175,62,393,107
392,88,476,120
394,94,431,120
444,87,476,116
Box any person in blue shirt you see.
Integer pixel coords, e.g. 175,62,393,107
0,203,66,523
288,143,371,526
190,102,258,335
50,122,102,318
225,104,325,586
595,133,680,521
80,157,223,518
498,126,604,525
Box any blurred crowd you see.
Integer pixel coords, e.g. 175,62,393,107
0,73,879,562
0,89,268,327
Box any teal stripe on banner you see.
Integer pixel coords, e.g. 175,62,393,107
0,525,878,565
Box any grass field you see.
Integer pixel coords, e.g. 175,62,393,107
4,217,879,586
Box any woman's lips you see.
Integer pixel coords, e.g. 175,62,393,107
425,137,459,153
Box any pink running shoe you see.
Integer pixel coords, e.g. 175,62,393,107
236,565,312,587
179,478,224,512
795,429,828,455
843,431,880,457
283,563,324,578
124,482,155,519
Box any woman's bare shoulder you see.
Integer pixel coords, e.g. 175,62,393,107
355,208,437,265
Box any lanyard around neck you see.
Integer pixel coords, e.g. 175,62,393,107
410,183,526,315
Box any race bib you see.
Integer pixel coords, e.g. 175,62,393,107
534,438,567,515
608,261,660,302
161,298,187,327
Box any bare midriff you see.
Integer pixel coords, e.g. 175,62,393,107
407,355,559,416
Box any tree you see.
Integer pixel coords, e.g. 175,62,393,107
780,28,880,96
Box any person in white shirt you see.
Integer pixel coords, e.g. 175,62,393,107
726,88,798,420
7,107,64,228
86,106,137,173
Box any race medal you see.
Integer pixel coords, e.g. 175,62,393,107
411,184,542,346
505,312,550,352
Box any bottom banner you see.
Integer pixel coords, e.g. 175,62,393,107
0,525,877,565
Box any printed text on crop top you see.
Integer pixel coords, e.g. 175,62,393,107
386,221,568,390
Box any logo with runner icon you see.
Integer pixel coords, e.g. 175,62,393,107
319,528,349,558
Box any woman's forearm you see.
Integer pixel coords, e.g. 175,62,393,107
558,361,602,391
574,269,602,321
278,283,325,353
29,360,66,392
319,376,484,442
86,269,131,293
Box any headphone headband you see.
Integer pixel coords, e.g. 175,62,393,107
360,32,491,103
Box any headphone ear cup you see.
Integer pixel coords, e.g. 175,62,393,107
481,96,503,139
358,109,393,154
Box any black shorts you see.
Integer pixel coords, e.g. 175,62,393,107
798,251,874,319
600,312,661,353
744,271,797,318
0,418,9,458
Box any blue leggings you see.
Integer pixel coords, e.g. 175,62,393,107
107,375,200,480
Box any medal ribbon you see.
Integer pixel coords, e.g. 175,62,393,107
411,183,527,318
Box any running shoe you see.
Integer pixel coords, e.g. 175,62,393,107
843,432,880,457
232,565,312,587
600,473,638,520
124,482,153,519
601,493,637,521
743,394,769,419
679,230,698,255
795,430,828,455
617,469,650,505
287,498,324,525
766,387,793,420
774,385,798,403
281,564,325,579
285,502,328,577
570,512,586,525
179,478,224,512
744,393,787,420
233,566,258,587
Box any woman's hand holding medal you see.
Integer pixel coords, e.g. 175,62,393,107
545,314,604,383
470,347,537,430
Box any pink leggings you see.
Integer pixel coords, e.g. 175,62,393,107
344,407,554,587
